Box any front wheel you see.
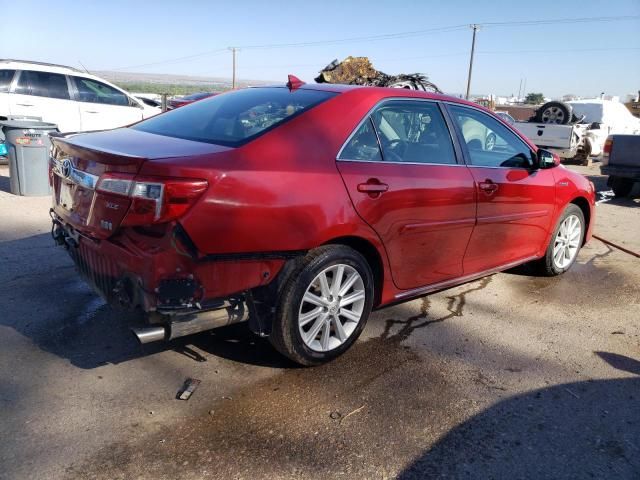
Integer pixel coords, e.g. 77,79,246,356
269,245,374,366
536,204,585,276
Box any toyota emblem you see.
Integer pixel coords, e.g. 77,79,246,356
61,159,72,178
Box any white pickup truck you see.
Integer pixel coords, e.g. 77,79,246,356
503,100,640,165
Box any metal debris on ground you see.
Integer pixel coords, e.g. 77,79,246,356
177,378,201,401
596,190,615,204
340,404,366,424
315,56,441,93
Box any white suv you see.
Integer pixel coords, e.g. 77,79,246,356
0,59,160,135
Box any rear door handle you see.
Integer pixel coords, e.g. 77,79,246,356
357,180,389,194
16,103,34,107
84,110,100,114
478,180,499,194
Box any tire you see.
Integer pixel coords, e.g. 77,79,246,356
536,204,585,276
269,245,374,366
485,132,497,151
535,101,573,125
609,176,634,198
572,141,592,166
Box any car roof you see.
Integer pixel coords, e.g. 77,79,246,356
256,82,472,104
266,82,483,111
0,59,139,100
0,59,85,75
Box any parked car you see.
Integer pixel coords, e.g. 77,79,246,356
513,99,640,165
168,91,217,109
135,96,162,108
601,135,640,197
0,59,161,136
49,81,595,365
495,111,515,125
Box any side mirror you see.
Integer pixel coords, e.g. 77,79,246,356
537,149,560,169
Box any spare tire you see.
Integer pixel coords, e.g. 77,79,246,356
535,101,573,125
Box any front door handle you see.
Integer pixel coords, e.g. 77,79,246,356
478,180,499,194
16,103,34,107
357,179,389,195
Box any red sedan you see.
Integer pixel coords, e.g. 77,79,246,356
49,80,595,365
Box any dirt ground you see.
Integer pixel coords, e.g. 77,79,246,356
0,163,638,479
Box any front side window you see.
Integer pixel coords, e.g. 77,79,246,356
133,87,336,147
15,70,70,99
449,105,535,168
0,70,16,92
370,100,456,164
72,77,129,106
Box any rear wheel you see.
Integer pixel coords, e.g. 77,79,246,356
609,176,634,198
269,245,374,366
536,204,585,276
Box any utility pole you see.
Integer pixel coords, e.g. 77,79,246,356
228,47,238,89
517,78,523,100
465,24,479,100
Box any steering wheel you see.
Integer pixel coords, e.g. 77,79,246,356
383,138,408,162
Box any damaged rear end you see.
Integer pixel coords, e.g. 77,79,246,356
49,128,281,342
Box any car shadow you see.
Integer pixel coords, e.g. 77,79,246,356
398,372,640,478
585,173,640,207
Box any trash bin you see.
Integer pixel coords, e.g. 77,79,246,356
0,120,58,196
0,116,41,165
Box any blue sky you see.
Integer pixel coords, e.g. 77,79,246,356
3,0,639,98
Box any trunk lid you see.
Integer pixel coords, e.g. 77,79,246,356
51,128,230,238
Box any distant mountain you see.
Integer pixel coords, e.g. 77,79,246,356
94,70,274,89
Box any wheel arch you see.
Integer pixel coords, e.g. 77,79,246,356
322,236,385,307
570,196,591,245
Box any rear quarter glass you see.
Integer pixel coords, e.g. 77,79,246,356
132,87,337,147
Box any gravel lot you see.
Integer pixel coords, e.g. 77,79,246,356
0,163,638,479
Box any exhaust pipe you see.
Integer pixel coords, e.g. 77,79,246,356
132,326,166,343
132,302,248,344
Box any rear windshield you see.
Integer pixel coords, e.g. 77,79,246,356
132,87,337,147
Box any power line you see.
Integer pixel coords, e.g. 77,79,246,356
236,46,639,72
481,15,639,27
108,49,228,71
235,24,469,50
101,15,639,71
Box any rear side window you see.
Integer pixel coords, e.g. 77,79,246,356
133,87,337,147
15,70,70,99
72,77,129,106
339,119,382,161
0,70,16,92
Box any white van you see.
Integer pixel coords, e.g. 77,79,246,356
0,59,160,135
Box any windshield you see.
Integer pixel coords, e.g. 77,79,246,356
133,87,337,147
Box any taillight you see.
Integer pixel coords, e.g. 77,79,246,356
602,137,613,166
96,173,208,225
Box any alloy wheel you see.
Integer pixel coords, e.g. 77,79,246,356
298,264,366,352
541,106,566,124
552,214,582,269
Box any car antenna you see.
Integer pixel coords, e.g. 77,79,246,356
78,60,90,74
286,74,305,91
